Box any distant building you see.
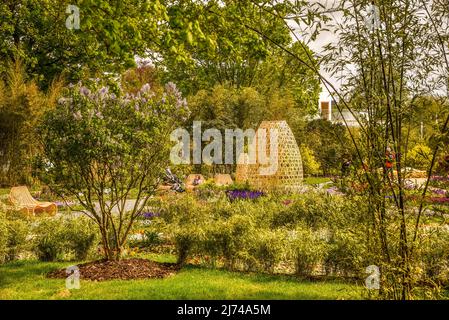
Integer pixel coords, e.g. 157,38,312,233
317,89,367,127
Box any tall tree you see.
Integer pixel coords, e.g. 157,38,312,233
0,0,193,87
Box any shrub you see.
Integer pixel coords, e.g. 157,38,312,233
173,226,204,266
32,218,66,261
289,225,327,277
142,230,163,247
324,230,366,277
271,193,336,229
6,219,30,261
418,230,449,286
407,144,432,170
249,229,287,273
162,194,208,265
200,214,255,270
37,81,189,261
0,212,8,263
64,217,99,261
300,144,321,176
32,216,98,262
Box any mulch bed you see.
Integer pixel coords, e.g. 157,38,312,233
47,258,180,281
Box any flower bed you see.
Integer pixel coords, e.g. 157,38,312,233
225,190,264,201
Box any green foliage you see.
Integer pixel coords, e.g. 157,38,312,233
300,120,355,175
0,0,191,87
407,143,432,170
418,230,449,286
32,218,66,262
158,192,372,278
0,212,7,263
32,217,98,262
5,219,30,262
0,209,30,263
161,194,208,265
300,144,321,176
325,230,367,277
0,60,61,186
249,229,287,273
290,225,327,277
64,217,98,261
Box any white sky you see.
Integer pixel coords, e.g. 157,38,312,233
288,0,343,98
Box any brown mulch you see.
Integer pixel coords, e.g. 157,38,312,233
47,258,180,281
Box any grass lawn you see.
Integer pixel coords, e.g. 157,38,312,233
0,254,362,300
303,177,332,185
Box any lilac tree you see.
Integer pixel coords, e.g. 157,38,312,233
37,81,189,260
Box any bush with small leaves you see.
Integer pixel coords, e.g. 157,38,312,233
64,217,99,261
418,229,449,286
6,219,30,261
249,229,287,273
32,218,66,262
324,230,367,278
0,212,8,263
289,224,328,277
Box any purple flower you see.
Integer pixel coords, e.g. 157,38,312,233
430,175,449,181
140,83,151,93
176,97,188,109
431,188,447,195
165,82,178,94
430,197,449,203
99,87,109,98
79,86,91,97
226,190,264,201
142,212,160,219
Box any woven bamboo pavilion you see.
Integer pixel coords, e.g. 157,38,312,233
235,120,303,192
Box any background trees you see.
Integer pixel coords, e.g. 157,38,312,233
0,61,61,186
0,0,197,88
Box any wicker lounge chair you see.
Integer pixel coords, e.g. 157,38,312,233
185,174,205,190
214,174,233,186
9,186,57,216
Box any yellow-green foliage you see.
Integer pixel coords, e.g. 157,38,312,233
0,212,7,263
407,143,432,170
300,144,321,176
0,60,62,185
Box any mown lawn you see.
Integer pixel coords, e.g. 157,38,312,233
0,254,362,300
303,177,332,185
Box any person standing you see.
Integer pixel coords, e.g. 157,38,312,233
385,146,396,179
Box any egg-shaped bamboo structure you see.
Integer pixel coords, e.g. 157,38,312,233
236,120,303,193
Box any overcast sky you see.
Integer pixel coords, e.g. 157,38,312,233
288,0,344,98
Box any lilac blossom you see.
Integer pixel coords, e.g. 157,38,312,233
79,86,91,97
140,83,151,93
98,87,109,99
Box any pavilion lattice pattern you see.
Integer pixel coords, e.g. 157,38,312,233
236,120,303,193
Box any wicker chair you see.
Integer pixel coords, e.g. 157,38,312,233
9,186,57,216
